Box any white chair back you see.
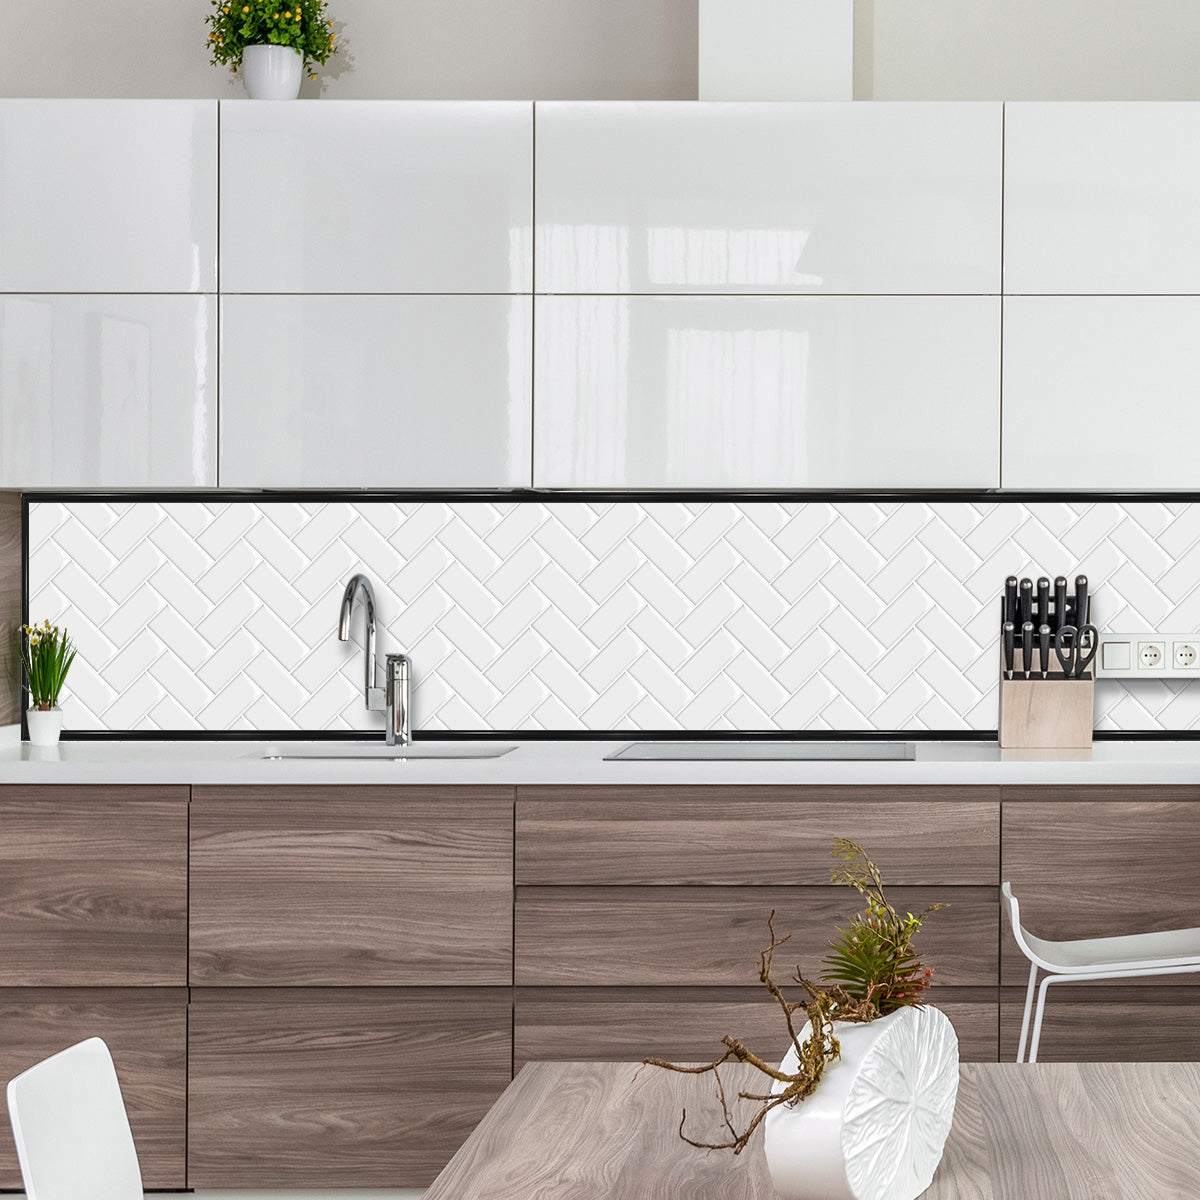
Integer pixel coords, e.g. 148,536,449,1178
6,1037,143,1200
1001,880,1063,971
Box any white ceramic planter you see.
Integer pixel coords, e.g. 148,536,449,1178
26,706,63,747
242,45,303,100
763,1006,959,1200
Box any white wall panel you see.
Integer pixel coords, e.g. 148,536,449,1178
0,294,216,487
1005,103,1200,294
220,295,531,488
0,100,216,293
220,101,532,293
536,102,1002,293
1003,297,1200,490
534,295,999,489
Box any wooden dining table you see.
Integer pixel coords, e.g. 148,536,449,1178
423,1058,1200,1199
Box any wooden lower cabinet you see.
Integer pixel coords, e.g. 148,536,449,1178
187,987,513,1187
0,988,187,1188
515,886,998,987
0,786,188,985
190,787,514,986
514,986,999,1067
1000,986,1200,1062
1000,790,1200,986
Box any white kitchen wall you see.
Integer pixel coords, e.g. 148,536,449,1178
3,0,1199,102
27,497,1200,734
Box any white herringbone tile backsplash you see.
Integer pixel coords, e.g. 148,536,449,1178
26,498,1200,733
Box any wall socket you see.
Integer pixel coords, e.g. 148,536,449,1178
1095,634,1200,678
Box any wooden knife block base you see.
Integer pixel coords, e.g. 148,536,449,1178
999,664,1094,749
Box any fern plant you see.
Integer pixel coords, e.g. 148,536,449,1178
821,837,945,1013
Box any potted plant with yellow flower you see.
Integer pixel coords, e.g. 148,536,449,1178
19,620,77,747
206,0,339,100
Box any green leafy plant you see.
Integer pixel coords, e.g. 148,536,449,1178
18,620,77,710
643,839,945,1154
822,837,945,1012
206,0,338,78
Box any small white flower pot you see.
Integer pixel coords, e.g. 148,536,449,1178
26,706,63,748
242,44,303,100
763,1005,959,1200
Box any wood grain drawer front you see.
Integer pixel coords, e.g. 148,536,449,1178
516,788,999,885
190,788,514,985
515,986,999,1066
0,787,188,985
187,988,513,1188
1001,800,1200,986
515,886,997,987
0,988,187,1188
1000,986,1200,1062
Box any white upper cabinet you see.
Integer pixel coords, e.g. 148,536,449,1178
220,101,533,293
220,295,531,488
534,295,999,489
1003,296,1200,490
1005,103,1200,294
0,100,216,293
0,294,216,487
535,102,1002,294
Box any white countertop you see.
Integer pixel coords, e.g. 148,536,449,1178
2,737,1200,786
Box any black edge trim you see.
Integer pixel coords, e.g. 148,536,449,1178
23,489,1200,744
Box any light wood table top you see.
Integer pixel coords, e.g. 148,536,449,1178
424,1059,1200,1199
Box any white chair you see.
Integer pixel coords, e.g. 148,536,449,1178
1002,881,1200,1063
6,1037,143,1200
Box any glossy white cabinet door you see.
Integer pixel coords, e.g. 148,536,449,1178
1006,103,1200,294
220,295,532,488
534,295,999,489
220,101,532,293
0,100,216,293
536,102,1001,294
0,295,216,487
1003,297,1200,489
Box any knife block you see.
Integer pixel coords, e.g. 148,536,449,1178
998,649,1094,749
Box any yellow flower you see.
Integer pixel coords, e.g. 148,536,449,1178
44,619,50,628
243,4,249,10
284,9,291,16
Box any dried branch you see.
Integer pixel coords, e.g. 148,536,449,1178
642,839,946,1157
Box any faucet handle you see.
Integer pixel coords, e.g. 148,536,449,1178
384,653,411,746
366,686,386,712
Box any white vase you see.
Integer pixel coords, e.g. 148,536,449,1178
763,1006,959,1200
242,44,303,100
26,706,63,748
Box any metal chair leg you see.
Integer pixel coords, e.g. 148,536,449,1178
1029,973,1059,1063
1017,961,1038,1063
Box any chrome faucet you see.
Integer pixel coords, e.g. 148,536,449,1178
337,573,411,746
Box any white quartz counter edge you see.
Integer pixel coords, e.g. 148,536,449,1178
2,739,1200,785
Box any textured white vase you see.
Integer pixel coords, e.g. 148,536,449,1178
242,44,303,100
763,1006,959,1200
26,706,63,747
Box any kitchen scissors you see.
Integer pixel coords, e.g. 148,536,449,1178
1054,623,1098,679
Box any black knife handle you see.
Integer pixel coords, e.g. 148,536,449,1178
1036,578,1050,628
1022,621,1034,680
1003,621,1015,680
1054,577,1068,633
1020,579,1033,627
1038,623,1051,680
1004,576,1018,625
1075,575,1089,626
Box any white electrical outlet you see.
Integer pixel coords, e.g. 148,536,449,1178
1096,634,1200,678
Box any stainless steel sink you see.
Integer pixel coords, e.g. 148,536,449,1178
604,740,915,762
256,743,516,761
